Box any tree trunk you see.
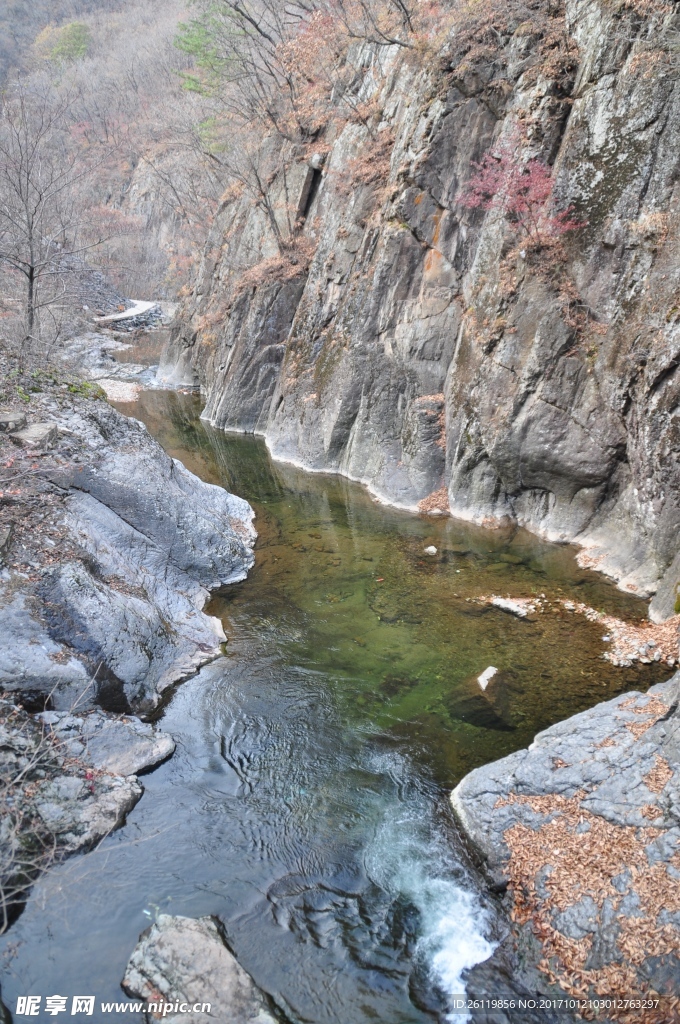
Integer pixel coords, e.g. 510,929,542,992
24,265,35,362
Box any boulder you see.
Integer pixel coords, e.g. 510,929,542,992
2,399,256,712
39,709,175,777
453,673,680,1015
123,915,279,1024
0,409,27,432
10,422,57,447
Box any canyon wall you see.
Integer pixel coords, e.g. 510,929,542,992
161,0,680,611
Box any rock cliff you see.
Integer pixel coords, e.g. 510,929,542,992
162,0,680,610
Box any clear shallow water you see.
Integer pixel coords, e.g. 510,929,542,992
1,390,669,1023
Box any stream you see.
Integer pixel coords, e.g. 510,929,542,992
1,388,669,1023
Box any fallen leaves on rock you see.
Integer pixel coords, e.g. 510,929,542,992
567,602,679,668
418,486,450,515
501,790,680,1022
643,755,673,794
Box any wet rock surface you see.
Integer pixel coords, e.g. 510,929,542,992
123,915,280,1024
453,673,680,1021
0,699,173,925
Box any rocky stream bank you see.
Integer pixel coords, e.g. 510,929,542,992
456,674,680,1023
0,365,255,933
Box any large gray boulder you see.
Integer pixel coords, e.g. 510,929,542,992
123,915,279,1024
453,673,680,1016
2,399,255,711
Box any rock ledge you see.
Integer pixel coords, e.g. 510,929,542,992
453,673,680,1022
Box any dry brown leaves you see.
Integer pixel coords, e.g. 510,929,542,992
564,601,679,667
619,694,670,741
418,486,450,515
234,236,317,298
333,129,395,199
643,755,673,794
501,792,680,1021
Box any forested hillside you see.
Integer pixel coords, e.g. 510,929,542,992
0,0,228,358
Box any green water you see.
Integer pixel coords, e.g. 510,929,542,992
125,388,668,789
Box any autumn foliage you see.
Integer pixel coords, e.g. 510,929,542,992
460,141,585,244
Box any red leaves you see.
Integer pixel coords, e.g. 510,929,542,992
459,139,586,244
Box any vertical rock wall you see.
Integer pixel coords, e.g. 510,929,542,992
162,0,680,608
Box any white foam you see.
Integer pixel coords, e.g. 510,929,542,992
363,756,495,1021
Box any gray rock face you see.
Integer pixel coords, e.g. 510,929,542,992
649,550,680,623
164,0,679,607
123,915,279,1024
452,673,680,1011
1,699,173,918
39,709,175,777
0,590,91,709
1,400,255,711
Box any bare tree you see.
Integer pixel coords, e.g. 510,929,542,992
0,81,105,361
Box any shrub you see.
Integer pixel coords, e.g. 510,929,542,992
35,23,91,65
460,139,585,244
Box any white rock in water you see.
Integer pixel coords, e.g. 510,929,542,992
477,666,498,691
123,915,278,1024
491,597,532,618
424,545,437,555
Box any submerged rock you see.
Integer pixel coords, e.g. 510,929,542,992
123,915,279,1024
453,673,680,1019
